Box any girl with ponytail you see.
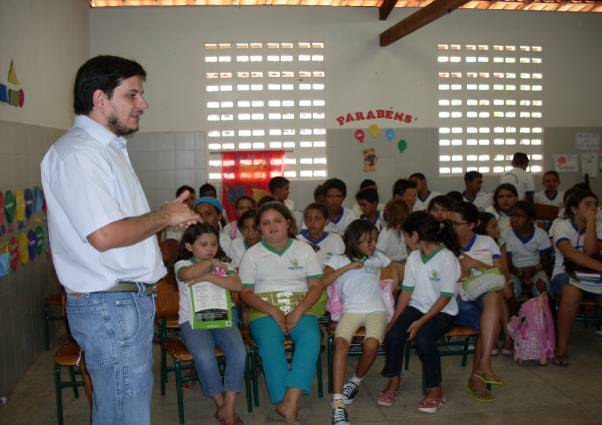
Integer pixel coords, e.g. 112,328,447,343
379,212,461,413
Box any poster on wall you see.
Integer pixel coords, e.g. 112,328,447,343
575,133,600,151
362,148,378,172
553,154,578,173
581,153,599,177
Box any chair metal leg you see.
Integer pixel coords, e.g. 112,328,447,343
251,348,259,407
244,352,253,412
160,346,167,396
54,364,64,425
175,360,185,425
68,366,79,398
316,347,323,399
327,334,334,394
461,337,470,367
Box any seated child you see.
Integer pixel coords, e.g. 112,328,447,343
297,202,345,267
269,176,295,212
323,220,393,425
175,223,246,425
222,195,256,241
194,197,231,256
356,187,383,231
410,173,441,212
427,195,454,222
377,199,410,263
163,185,196,242
485,183,519,234
392,179,417,212
379,212,461,413
534,171,564,208
227,209,261,268
323,178,358,235
502,201,552,301
462,171,492,212
351,179,385,216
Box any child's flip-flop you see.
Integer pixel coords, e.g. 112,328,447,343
551,354,569,367
376,390,398,407
474,370,503,386
465,385,495,403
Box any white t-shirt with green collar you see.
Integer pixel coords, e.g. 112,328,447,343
402,247,461,316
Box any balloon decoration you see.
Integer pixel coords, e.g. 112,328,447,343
35,226,45,256
27,229,37,261
354,129,365,144
368,124,380,139
385,128,395,142
9,236,18,271
398,139,408,153
15,189,25,225
34,186,44,215
0,191,4,236
4,190,16,225
24,188,34,219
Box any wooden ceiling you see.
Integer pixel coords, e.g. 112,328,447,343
90,0,602,13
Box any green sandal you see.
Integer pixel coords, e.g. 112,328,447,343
474,370,503,386
465,384,495,403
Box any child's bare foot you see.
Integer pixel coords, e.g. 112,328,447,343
275,404,299,424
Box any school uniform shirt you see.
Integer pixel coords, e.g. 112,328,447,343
376,227,408,262
174,259,236,324
402,247,461,316
500,167,534,200
222,221,243,242
502,226,552,269
239,239,323,294
325,207,358,236
297,230,345,267
325,251,391,314
549,218,602,278
226,237,251,268
413,191,441,212
360,211,384,231
463,192,492,212
461,233,501,266
485,206,512,235
534,190,565,208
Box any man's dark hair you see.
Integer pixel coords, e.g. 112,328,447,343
73,55,146,115
176,185,195,198
199,183,217,198
355,187,379,204
392,178,416,198
323,178,348,198
409,173,426,181
512,152,529,166
359,179,377,190
464,171,483,183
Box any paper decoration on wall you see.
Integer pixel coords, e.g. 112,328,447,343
354,129,365,143
368,124,380,139
0,252,8,278
336,109,416,126
553,154,578,173
581,153,599,177
18,232,29,265
27,229,37,261
35,226,45,255
24,188,34,219
576,132,600,151
9,236,18,271
363,148,378,172
4,190,16,226
15,189,26,228
385,128,395,142
0,192,4,236
0,60,25,108
34,186,44,215
398,139,407,153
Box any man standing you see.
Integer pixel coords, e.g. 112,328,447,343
41,56,199,425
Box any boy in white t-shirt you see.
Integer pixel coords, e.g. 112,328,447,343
462,171,492,212
500,152,534,202
502,201,552,301
410,173,441,212
534,171,564,208
323,178,358,235
356,187,384,231
297,202,345,267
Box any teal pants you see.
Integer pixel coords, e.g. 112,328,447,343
249,314,320,404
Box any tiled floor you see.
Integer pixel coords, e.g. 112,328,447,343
1,325,601,425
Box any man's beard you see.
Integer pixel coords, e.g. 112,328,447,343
107,114,139,137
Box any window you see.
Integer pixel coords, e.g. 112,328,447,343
204,41,327,180
437,44,543,175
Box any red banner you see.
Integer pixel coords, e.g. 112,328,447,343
220,150,286,221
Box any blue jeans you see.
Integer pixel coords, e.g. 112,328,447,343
66,291,155,425
249,315,320,404
179,321,247,397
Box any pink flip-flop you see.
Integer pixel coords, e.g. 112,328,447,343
376,390,398,407
417,397,445,414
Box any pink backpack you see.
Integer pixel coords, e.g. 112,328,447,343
507,293,556,365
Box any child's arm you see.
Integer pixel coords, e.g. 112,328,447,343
322,263,362,286
557,240,602,272
202,272,242,292
407,296,452,341
386,289,412,333
460,255,497,271
540,251,552,276
583,209,598,256
177,259,213,282
240,288,286,331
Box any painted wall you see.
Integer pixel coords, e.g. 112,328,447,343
0,0,89,397
90,7,602,208
0,0,89,129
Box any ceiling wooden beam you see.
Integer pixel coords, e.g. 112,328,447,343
380,0,471,46
379,0,399,20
